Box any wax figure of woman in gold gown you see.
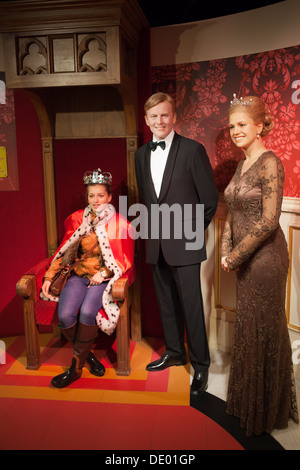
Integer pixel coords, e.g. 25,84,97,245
221,95,298,436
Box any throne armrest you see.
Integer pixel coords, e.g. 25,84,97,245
16,258,52,300
112,265,135,301
16,274,36,299
112,276,128,302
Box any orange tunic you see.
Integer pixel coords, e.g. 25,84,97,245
45,209,135,281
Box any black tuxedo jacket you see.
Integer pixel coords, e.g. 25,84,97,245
134,132,219,266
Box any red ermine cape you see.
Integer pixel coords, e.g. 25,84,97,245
51,207,135,334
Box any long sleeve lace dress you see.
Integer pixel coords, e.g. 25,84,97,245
221,151,298,436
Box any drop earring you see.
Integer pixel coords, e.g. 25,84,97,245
257,132,260,139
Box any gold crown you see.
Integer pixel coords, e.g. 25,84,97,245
230,93,252,107
83,168,112,185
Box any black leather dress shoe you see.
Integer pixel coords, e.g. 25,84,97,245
146,353,187,372
190,370,208,396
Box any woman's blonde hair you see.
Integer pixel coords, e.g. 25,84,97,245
228,95,274,137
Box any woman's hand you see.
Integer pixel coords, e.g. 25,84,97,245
221,256,239,272
42,279,53,299
221,256,231,272
89,271,105,286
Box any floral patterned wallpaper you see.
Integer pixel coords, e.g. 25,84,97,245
151,45,300,197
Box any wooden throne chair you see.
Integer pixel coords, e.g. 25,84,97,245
5,0,146,379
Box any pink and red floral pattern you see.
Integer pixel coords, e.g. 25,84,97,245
152,45,300,197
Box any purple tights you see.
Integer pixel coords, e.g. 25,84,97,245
58,275,108,327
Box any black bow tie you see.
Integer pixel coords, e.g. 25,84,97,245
149,140,166,151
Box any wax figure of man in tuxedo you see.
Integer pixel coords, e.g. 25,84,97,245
135,93,219,395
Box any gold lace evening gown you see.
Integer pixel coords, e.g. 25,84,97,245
221,151,299,436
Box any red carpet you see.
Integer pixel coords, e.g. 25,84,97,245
0,333,281,451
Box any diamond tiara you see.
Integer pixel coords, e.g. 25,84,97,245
83,168,112,185
230,93,252,107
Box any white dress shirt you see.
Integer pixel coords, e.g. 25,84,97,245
150,130,174,197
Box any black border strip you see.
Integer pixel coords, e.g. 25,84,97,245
190,392,284,450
